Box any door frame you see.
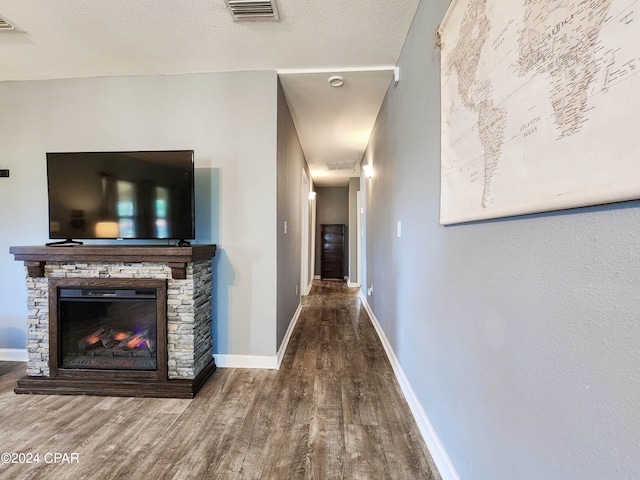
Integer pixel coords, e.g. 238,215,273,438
301,170,312,296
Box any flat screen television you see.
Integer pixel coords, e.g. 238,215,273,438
46,150,195,243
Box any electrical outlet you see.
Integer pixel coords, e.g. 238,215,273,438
367,283,374,296
295,284,299,296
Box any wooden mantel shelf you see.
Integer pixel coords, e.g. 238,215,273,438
10,244,217,279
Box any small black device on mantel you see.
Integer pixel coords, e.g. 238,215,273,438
46,150,195,245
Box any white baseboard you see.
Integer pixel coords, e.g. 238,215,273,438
359,292,460,480
277,303,302,368
347,281,360,288
314,275,321,279
214,354,278,369
0,348,28,362
214,302,303,371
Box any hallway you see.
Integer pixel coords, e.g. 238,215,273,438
280,280,440,479
0,281,439,479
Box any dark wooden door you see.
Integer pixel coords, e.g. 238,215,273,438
321,224,344,280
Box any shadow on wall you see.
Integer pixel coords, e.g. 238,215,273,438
195,166,230,355
211,250,236,354
0,325,27,349
195,167,220,245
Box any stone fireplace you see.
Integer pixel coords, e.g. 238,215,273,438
10,244,217,398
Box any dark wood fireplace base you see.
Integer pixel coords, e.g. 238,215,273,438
10,244,217,399
14,357,216,399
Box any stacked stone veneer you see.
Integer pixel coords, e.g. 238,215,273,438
25,260,213,380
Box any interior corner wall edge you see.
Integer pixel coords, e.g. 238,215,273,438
276,78,311,351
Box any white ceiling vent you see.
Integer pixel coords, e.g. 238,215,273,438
224,0,280,22
327,161,357,171
0,15,15,30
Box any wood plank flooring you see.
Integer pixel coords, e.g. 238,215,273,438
0,280,440,480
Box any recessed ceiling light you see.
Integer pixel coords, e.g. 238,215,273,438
328,75,344,87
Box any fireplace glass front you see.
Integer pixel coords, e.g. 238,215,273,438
58,287,158,371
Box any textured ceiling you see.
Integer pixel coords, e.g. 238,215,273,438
0,0,420,185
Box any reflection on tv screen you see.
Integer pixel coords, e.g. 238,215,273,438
47,151,195,240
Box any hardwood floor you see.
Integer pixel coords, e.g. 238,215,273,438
0,280,440,479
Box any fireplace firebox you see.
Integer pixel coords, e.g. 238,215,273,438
59,287,159,371
49,278,168,381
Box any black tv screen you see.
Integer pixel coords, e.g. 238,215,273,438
46,150,195,241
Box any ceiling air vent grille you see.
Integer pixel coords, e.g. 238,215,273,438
0,16,15,30
327,161,357,172
224,0,280,22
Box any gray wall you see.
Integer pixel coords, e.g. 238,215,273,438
0,72,279,358
276,79,311,350
314,187,349,277
362,0,640,479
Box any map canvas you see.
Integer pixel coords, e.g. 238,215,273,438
439,0,640,225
